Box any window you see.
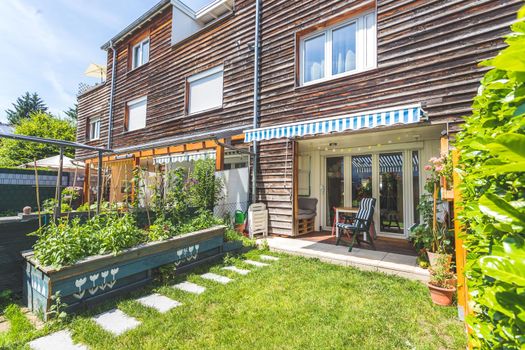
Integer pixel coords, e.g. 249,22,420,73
89,118,101,140
131,38,150,69
187,65,224,114
126,97,147,131
300,12,376,85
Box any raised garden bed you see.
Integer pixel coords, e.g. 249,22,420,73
22,225,234,319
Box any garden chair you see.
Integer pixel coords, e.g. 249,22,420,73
335,197,376,252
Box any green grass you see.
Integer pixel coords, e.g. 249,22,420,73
1,251,466,349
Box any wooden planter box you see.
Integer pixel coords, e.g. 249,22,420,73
222,240,243,252
23,225,226,319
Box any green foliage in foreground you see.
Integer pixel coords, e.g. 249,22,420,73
456,10,525,349
1,253,466,349
0,112,76,167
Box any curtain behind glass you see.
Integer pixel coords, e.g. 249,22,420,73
332,23,356,75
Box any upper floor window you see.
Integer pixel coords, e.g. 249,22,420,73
132,38,150,69
300,12,376,85
89,118,100,140
126,96,147,131
187,65,224,114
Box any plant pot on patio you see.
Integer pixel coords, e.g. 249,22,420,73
427,282,456,306
427,251,452,270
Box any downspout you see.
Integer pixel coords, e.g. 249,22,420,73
251,0,261,204
107,40,117,149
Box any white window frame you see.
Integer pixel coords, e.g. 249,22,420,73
186,65,224,115
89,118,100,141
131,38,150,69
126,96,147,132
299,11,376,86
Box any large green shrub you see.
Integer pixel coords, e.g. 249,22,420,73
456,11,525,349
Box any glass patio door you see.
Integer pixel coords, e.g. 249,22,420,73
325,157,344,226
378,153,404,235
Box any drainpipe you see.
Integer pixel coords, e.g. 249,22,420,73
251,0,261,204
107,40,117,149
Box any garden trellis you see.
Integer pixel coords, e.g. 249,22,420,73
0,132,113,219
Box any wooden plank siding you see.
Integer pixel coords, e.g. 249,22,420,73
256,0,521,235
76,1,256,160
76,0,521,236
75,84,109,159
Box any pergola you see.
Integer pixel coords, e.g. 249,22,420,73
0,132,113,219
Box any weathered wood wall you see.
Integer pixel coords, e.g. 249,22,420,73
76,84,109,159
77,0,255,160
256,0,521,235
77,0,521,236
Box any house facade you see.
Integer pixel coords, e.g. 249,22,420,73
77,0,521,237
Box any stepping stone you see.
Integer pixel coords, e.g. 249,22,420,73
173,281,206,295
29,330,87,350
136,293,181,313
260,255,279,261
222,266,250,275
92,309,140,336
244,259,269,267
201,272,232,284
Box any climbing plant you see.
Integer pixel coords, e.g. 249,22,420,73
456,8,525,349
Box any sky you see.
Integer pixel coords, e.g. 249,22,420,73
0,0,211,123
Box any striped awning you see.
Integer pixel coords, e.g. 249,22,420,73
244,104,424,143
154,150,215,165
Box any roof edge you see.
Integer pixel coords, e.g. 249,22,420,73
100,0,171,50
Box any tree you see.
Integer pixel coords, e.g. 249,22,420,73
0,112,76,166
5,92,48,125
64,104,78,123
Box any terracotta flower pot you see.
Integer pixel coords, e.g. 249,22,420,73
427,282,456,306
427,251,452,270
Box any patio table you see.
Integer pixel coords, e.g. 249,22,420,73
332,206,376,240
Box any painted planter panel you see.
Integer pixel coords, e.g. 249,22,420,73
23,226,225,319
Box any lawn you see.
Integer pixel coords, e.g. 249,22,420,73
1,250,466,349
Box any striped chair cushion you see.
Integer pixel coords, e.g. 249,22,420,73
336,198,376,230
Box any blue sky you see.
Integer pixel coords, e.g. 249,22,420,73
0,0,211,123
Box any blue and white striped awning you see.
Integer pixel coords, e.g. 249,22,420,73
244,104,424,143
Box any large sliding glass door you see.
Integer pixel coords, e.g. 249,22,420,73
322,150,420,237
378,153,404,235
325,157,344,226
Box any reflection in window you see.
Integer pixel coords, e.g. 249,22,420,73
303,34,325,83
412,151,420,225
326,157,344,225
379,153,404,234
351,155,372,207
332,23,356,75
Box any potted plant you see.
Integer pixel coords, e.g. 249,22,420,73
422,154,454,269
427,254,456,306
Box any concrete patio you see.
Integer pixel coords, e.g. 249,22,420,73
260,237,429,282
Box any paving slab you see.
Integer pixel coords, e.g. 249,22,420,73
222,266,251,275
136,293,181,313
260,237,429,282
29,330,87,350
173,281,206,295
92,309,140,336
201,273,232,284
259,255,279,261
244,260,269,267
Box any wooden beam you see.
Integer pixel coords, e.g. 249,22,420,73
83,165,90,204
215,139,224,171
